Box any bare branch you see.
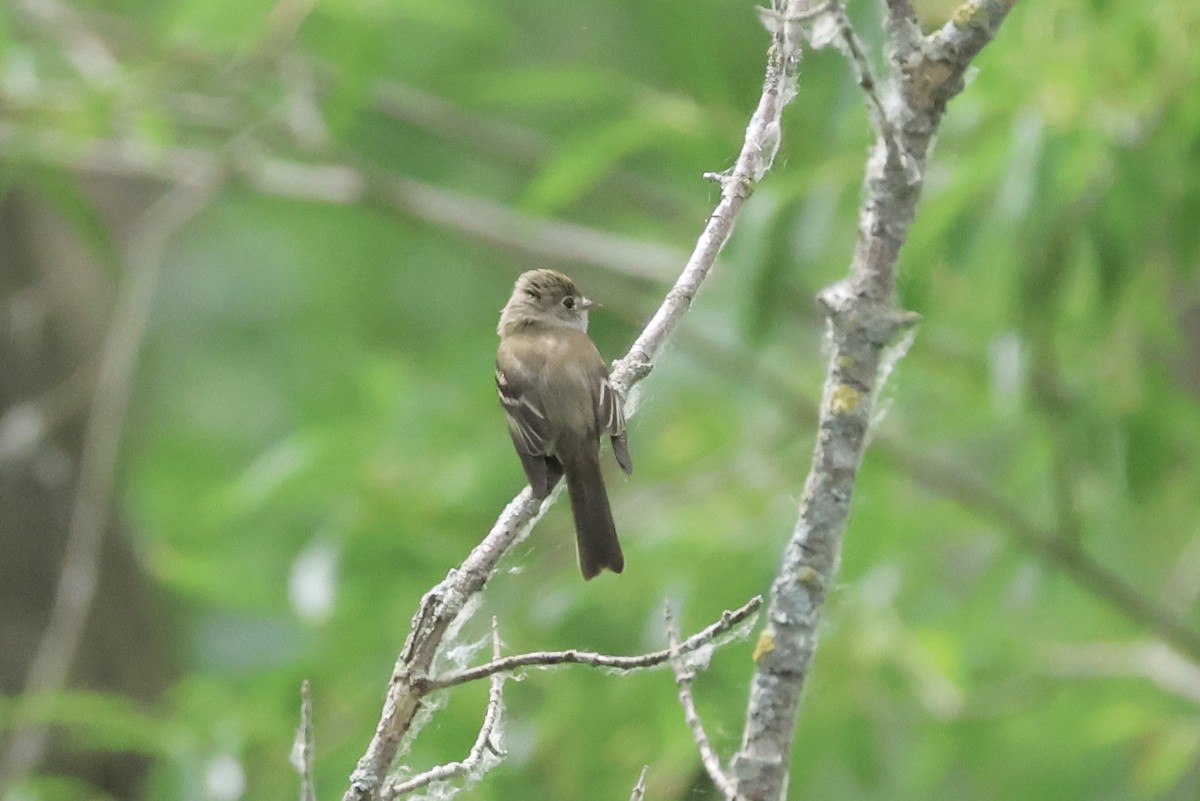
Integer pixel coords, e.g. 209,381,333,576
376,177,684,282
425,596,762,691
628,766,650,801
277,54,332,152
0,169,220,782
826,1,913,180
12,0,118,82
0,123,222,184
1044,640,1200,705
382,620,507,799
264,0,319,49
609,0,805,395
296,680,317,801
343,8,807,798
665,605,735,800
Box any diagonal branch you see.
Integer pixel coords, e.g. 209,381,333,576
628,766,650,801
341,7,806,798
609,2,803,394
880,442,1200,664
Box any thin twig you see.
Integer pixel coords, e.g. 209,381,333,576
827,1,910,177
628,766,650,801
608,0,805,394
424,596,762,691
665,604,735,799
299,680,317,801
0,169,219,783
382,619,507,799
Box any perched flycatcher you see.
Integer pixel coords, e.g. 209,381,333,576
496,269,632,579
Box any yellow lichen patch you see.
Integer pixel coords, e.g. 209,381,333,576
830,384,861,414
752,629,775,663
951,4,974,27
796,566,820,586
952,0,1014,30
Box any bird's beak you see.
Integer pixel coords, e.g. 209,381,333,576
579,297,602,311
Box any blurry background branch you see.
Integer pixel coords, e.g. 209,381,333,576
0,125,684,282
0,169,219,786
679,329,1200,665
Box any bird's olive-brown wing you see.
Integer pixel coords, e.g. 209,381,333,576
496,356,562,497
597,372,632,474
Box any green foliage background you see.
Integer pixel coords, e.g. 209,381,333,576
3,0,1200,799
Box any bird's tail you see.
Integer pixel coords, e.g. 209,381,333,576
562,448,624,579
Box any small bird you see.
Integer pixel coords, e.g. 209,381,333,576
496,269,632,579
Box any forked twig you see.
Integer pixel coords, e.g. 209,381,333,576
666,604,735,799
383,619,508,799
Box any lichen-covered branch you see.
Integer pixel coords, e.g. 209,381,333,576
728,4,1017,800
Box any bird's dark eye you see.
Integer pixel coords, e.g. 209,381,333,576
562,296,576,310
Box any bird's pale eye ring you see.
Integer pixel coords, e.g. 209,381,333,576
562,296,576,310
